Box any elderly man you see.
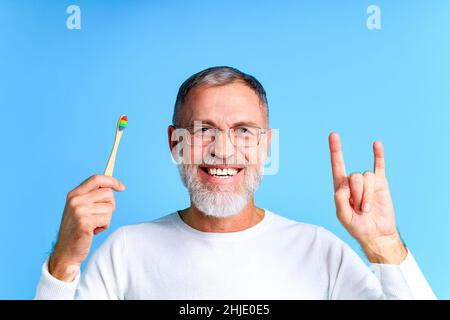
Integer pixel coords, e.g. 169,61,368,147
35,66,435,299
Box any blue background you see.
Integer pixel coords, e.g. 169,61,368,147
1,0,449,299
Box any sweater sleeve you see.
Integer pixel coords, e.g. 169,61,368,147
34,227,127,300
318,227,436,300
34,258,81,300
370,250,436,299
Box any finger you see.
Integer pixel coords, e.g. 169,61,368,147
92,213,112,227
373,141,386,177
88,203,115,215
94,227,106,235
77,188,116,206
71,174,125,197
362,171,375,213
349,173,364,213
334,178,352,225
91,213,113,235
329,132,347,191
75,203,114,216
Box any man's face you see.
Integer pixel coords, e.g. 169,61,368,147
170,81,270,218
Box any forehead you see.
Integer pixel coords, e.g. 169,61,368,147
181,81,267,127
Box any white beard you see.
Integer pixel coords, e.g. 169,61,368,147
178,163,263,218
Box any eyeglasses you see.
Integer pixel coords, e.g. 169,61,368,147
174,125,268,147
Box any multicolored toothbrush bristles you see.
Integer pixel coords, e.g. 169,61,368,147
118,114,127,131
104,114,128,177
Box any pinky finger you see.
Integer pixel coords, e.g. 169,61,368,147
94,227,106,235
91,213,112,234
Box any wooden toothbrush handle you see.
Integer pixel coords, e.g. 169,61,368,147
104,131,123,176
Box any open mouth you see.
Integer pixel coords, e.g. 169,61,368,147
199,166,244,179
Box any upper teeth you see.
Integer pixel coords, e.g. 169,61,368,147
207,168,239,176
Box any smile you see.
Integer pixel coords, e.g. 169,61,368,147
198,166,244,182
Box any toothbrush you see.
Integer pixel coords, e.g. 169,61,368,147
104,114,127,176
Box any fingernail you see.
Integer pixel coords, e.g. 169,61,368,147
363,203,371,212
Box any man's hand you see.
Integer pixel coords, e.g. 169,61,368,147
328,132,407,264
48,174,125,282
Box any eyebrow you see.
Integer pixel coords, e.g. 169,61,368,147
186,119,262,127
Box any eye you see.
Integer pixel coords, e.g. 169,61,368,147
194,127,214,136
236,127,254,135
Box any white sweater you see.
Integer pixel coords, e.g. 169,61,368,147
35,209,436,299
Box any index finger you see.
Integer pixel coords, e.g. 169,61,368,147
329,132,347,191
71,174,125,196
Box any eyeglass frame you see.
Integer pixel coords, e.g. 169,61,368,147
171,124,269,148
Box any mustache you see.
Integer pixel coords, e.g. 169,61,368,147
195,152,249,167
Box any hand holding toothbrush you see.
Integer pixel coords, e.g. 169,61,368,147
48,115,127,282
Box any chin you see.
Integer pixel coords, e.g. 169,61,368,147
191,192,250,219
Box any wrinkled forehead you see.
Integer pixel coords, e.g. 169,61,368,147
179,82,268,128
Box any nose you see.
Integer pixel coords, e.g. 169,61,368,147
210,130,236,161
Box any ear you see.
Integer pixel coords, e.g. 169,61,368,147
265,129,272,157
257,128,272,165
168,125,177,152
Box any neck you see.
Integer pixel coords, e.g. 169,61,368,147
178,198,265,233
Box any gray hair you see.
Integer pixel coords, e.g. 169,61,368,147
172,66,269,127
